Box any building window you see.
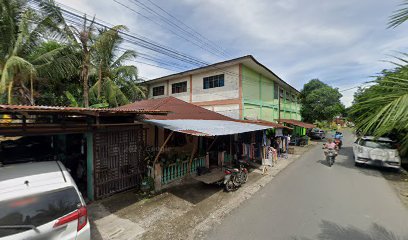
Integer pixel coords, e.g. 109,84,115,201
274,83,279,99
152,86,164,96
203,74,224,89
172,81,187,94
292,94,296,103
280,89,284,98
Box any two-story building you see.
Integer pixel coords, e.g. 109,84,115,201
144,55,301,123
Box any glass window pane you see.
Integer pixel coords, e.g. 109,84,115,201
0,187,81,237
214,79,219,87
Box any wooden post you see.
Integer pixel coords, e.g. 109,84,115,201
207,136,218,152
153,131,173,166
188,137,198,175
152,131,173,187
154,163,162,191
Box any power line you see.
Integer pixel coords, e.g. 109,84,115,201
30,0,299,95
40,0,212,67
143,0,230,57
339,82,372,92
126,0,230,58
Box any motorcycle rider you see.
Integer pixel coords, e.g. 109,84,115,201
323,138,338,156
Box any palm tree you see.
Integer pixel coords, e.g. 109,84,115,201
350,1,408,154
350,63,408,153
389,0,408,28
0,0,79,105
89,26,146,107
70,16,95,108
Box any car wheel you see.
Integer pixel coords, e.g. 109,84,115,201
354,162,360,167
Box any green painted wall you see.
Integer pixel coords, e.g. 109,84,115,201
261,78,274,104
243,104,261,120
241,65,300,122
242,66,260,100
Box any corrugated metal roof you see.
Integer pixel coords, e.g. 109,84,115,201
0,104,168,116
143,119,270,136
280,119,315,129
117,97,232,120
239,119,291,129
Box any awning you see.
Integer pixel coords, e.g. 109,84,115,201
279,119,315,129
143,119,271,136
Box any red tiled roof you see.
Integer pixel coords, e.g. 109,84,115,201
0,104,167,116
117,97,233,120
280,119,315,129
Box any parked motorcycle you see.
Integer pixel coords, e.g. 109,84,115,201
223,168,238,192
223,162,249,192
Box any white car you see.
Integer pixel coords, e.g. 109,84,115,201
353,136,401,169
0,161,90,240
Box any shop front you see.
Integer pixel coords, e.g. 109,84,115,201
279,119,315,146
0,105,166,201
141,119,270,190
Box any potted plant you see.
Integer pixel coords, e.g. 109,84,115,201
140,176,154,193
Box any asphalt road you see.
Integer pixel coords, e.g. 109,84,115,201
206,130,408,240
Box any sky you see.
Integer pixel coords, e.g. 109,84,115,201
57,0,408,107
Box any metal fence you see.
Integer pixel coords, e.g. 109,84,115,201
161,157,205,184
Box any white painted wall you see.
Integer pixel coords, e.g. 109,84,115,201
191,65,239,103
213,104,240,119
148,75,190,102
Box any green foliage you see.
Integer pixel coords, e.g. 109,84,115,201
0,0,79,105
300,79,345,123
349,64,408,154
389,0,408,28
349,1,408,155
0,0,145,107
88,26,145,107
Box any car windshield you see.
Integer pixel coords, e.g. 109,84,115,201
0,187,81,237
361,140,396,149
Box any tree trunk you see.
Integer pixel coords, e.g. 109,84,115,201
97,63,102,99
81,52,90,108
30,70,34,105
7,81,13,104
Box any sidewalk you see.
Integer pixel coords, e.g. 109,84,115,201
88,144,316,240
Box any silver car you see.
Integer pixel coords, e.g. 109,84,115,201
352,136,401,169
0,161,90,240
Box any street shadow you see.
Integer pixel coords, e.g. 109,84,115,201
316,159,331,167
97,189,154,214
167,179,221,205
337,146,353,157
292,220,408,240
